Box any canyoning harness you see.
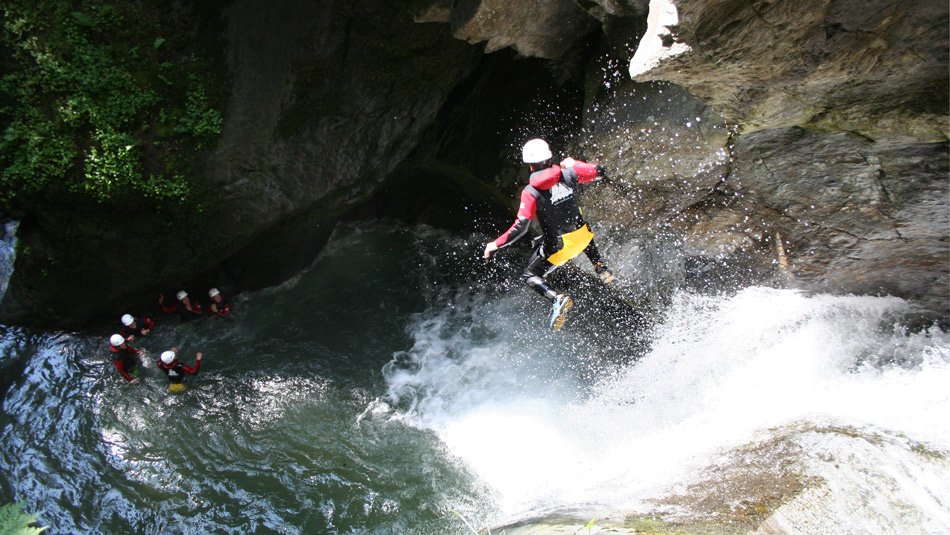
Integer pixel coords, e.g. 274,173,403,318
494,161,604,265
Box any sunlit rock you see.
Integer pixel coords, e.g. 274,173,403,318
628,0,691,78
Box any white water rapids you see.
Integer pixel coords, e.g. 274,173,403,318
381,284,950,532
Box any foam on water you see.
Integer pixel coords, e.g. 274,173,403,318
382,285,950,526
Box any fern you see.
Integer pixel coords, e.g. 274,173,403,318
0,502,47,534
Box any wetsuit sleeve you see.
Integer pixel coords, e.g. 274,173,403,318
143,317,156,329
181,359,201,374
494,189,537,248
572,160,602,184
114,360,135,382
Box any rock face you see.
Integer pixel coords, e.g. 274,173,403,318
203,0,484,286
0,0,489,327
614,0,949,319
641,0,948,142
449,0,595,59
438,0,949,320
443,0,646,60
1,0,946,327
732,129,947,315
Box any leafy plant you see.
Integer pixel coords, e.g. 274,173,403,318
0,0,225,210
0,502,47,534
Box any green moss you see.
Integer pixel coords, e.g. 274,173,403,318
625,516,682,533
623,515,744,534
910,442,947,461
0,0,226,211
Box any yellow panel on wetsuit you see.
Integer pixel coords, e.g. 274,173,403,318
546,225,594,266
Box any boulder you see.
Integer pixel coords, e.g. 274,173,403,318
448,0,597,59
635,0,948,141
205,0,486,281
600,0,948,320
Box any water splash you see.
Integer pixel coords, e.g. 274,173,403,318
382,285,950,528
0,220,19,298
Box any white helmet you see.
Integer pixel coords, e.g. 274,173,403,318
121,314,134,326
109,334,125,347
208,288,220,298
160,351,176,364
176,290,188,301
522,138,552,164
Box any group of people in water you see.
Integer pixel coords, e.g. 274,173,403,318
107,287,232,393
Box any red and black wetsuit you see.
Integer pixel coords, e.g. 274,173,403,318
156,358,200,384
178,302,203,321
110,343,142,382
159,292,178,314
161,294,203,321
120,316,156,339
208,299,231,318
165,295,204,322
493,160,607,301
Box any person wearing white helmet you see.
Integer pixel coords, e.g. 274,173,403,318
156,347,202,393
109,333,143,383
119,313,156,342
207,287,232,318
483,138,615,331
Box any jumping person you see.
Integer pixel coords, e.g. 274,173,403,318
156,349,202,394
109,333,143,383
483,138,615,330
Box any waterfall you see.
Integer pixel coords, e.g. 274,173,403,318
0,220,19,299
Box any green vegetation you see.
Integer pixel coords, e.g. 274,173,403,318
0,0,224,211
0,502,47,534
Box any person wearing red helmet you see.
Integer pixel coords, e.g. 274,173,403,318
483,138,615,330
